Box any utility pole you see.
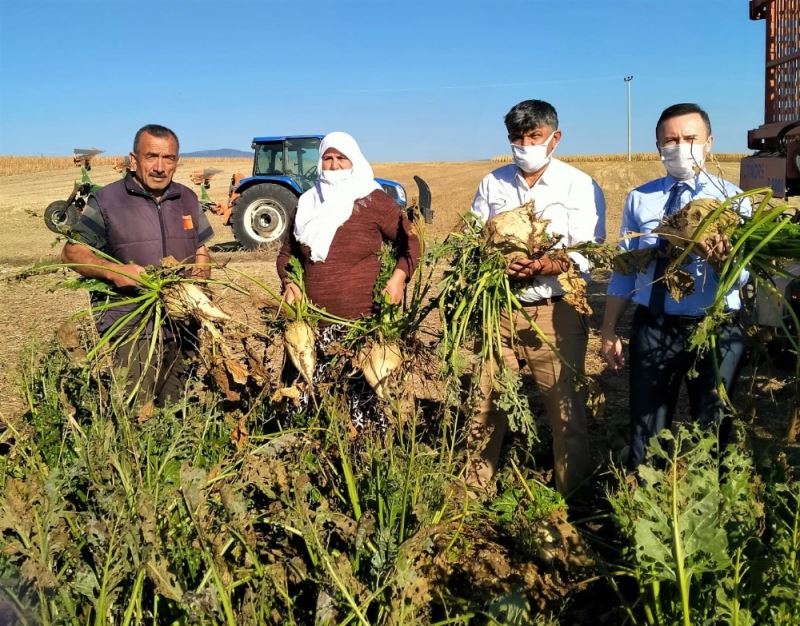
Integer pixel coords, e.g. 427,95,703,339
624,75,633,161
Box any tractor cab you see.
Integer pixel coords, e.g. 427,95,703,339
252,136,320,192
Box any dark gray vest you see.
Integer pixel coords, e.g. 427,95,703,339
95,173,201,267
92,174,202,334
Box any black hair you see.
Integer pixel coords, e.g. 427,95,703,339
133,124,180,153
504,99,559,139
656,103,712,139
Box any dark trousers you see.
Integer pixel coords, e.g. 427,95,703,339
627,306,746,468
115,334,193,408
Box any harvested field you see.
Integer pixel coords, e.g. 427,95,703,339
0,155,795,450
0,156,646,417
0,157,774,412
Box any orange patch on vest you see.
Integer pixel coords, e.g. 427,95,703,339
182,214,194,230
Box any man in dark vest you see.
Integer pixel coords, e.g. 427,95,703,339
62,124,214,412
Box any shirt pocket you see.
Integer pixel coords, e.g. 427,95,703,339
488,198,512,217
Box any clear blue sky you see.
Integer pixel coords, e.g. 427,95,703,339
0,0,765,161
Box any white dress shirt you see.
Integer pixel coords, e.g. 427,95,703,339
471,159,606,303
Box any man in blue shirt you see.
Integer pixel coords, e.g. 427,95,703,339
600,103,749,469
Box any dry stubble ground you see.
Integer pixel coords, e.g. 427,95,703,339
0,157,796,465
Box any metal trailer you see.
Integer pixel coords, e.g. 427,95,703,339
739,0,800,198
739,0,800,367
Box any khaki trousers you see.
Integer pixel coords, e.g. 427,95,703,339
468,300,591,495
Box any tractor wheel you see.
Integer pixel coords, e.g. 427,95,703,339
44,200,80,234
230,184,298,250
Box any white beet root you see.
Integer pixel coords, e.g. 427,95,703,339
162,282,231,323
284,320,316,385
483,202,550,264
358,341,403,400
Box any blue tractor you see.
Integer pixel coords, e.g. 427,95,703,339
227,135,432,249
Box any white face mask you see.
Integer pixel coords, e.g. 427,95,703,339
510,132,556,173
659,142,707,180
319,168,354,186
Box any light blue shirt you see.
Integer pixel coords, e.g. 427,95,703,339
607,172,751,315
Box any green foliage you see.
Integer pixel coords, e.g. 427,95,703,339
1,343,276,625
436,214,508,379
491,479,564,527
9,199,800,624
285,255,309,321
373,241,398,305
361,240,436,345
608,424,799,626
370,242,403,342
749,465,800,625
52,275,120,296
495,367,538,448
18,344,92,469
435,214,596,445
482,589,553,626
1,340,590,625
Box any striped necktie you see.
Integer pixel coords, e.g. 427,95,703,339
649,182,690,315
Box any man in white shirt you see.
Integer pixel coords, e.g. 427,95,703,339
469,99,606,496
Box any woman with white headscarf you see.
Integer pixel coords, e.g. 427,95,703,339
276,132,420,430
277,131,420,320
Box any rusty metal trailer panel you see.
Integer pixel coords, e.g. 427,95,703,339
740,0,800,196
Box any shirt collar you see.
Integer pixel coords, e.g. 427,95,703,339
514,158,561,190
662,172,700,194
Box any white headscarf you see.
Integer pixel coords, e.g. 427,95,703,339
294,131,381,262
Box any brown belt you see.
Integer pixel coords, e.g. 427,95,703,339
523,295,564,307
